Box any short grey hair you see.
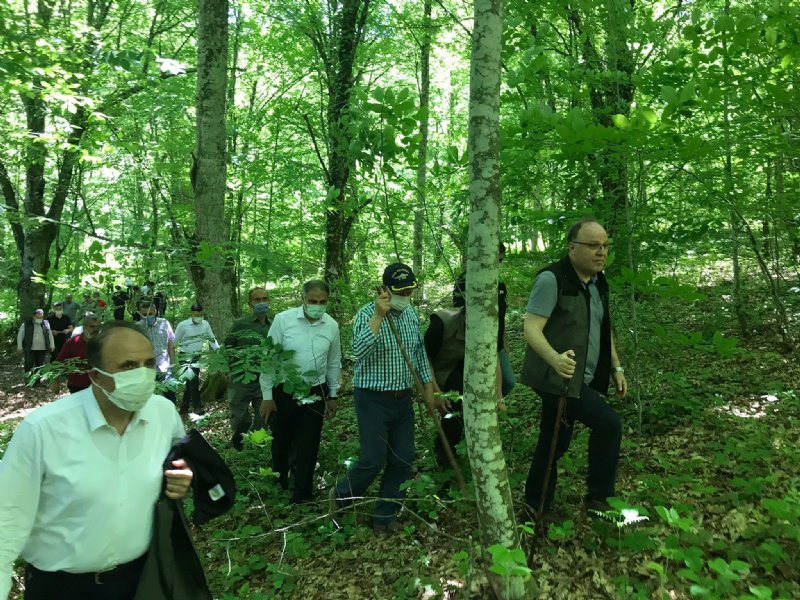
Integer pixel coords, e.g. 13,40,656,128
302,279,330,297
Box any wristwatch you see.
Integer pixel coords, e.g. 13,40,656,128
613,366,624,373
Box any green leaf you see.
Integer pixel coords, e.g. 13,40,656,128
661,85,679,105
765,27,778,46
612,114,629,129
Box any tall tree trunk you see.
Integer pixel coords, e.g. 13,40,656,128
192,0,236,339
464,0,533,597
413,0,432,300
320,0,371,285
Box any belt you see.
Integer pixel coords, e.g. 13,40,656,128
379,389,412,397
29,554,146,586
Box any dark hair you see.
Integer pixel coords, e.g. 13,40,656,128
83,312,99,324
139,298,155,311
302,279,330,297
247,287,267,302
567,218,600,243
87,321,149,369
190,303,204,312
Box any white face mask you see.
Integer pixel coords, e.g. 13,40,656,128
34,317,43,324
390,294,411,312
191,316,202,324
55,310,63,317
304,303,327,320
92,367,156,412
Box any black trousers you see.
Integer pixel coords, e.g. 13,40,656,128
23,350,48,377
270,383,327,503
24,556,145,600
180,361,202,411
524,383,621,510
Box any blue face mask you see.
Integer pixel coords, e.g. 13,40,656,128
253,302,270,315
145,315,156,326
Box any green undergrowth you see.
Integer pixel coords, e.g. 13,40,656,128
2,273,799,598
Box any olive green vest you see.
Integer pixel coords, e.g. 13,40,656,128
430,307,466,391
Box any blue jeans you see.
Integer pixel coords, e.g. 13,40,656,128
524,383,621,510
498,349,516,397
333,388,415,525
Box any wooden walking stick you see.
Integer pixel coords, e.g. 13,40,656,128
377,286,468,494
536,378,570,530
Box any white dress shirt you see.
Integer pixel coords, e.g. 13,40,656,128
259,306,342,401
0,388,185,598
174,318,220,355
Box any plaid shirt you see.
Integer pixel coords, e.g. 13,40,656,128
352,302,432,390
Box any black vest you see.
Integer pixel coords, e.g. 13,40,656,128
521,256,612,398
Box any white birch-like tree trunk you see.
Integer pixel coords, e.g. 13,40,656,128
193,0,235,338
463,0,533,597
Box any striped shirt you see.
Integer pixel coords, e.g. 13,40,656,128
352,301,433,390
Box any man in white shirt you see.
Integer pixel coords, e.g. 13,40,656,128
0,321,193,600
259,280,342,504
173,303,220,415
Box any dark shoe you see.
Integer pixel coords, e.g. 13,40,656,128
193,407,206,415
229,434,243,451
373,521,402,534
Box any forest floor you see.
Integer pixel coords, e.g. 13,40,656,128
1,277,799,599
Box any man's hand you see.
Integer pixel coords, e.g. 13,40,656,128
552,349,576,379
164,458,193,500
259,399,277,422
374,286,391,317
325,399,338,420
612,371,628,399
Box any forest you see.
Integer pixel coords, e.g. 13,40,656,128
1,0,799,598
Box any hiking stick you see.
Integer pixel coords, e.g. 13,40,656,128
536,379,570,529
377,286,467,493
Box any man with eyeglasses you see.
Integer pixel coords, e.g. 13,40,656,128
521,218,627,519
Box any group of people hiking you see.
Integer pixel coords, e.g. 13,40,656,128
1,218,628,599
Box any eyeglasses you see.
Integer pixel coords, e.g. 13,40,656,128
571,241,611,251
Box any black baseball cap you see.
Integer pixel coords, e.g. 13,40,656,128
383,263,418,292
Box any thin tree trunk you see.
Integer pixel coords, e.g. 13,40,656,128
192,0,236,339
413,0,432,300
463,0,533,597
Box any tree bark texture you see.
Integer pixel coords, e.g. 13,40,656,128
464,0,532,597
193,0,236,338
413,0,432,300
321,0,371,285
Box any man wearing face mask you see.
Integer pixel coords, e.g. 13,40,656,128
0,321,193,600
174,304,220,415
17,309,55,384
329,263,445,532
52,314,100,394
224,287,272,450
47,302,73,361
135,301,177,403
259,280,341,504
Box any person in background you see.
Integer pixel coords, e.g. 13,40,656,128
0,321,192,600
60,293,81,324
47,302,73,361
80,293,97,321
173,303,220,415
112,285,129,321
128,286,142,322
259,280,341,504
225,287,271,451
135,301,177,403
92,291,107,319
53,314,100,394
17,309,55,384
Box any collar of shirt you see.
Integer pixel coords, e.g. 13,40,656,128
82,388,152,432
